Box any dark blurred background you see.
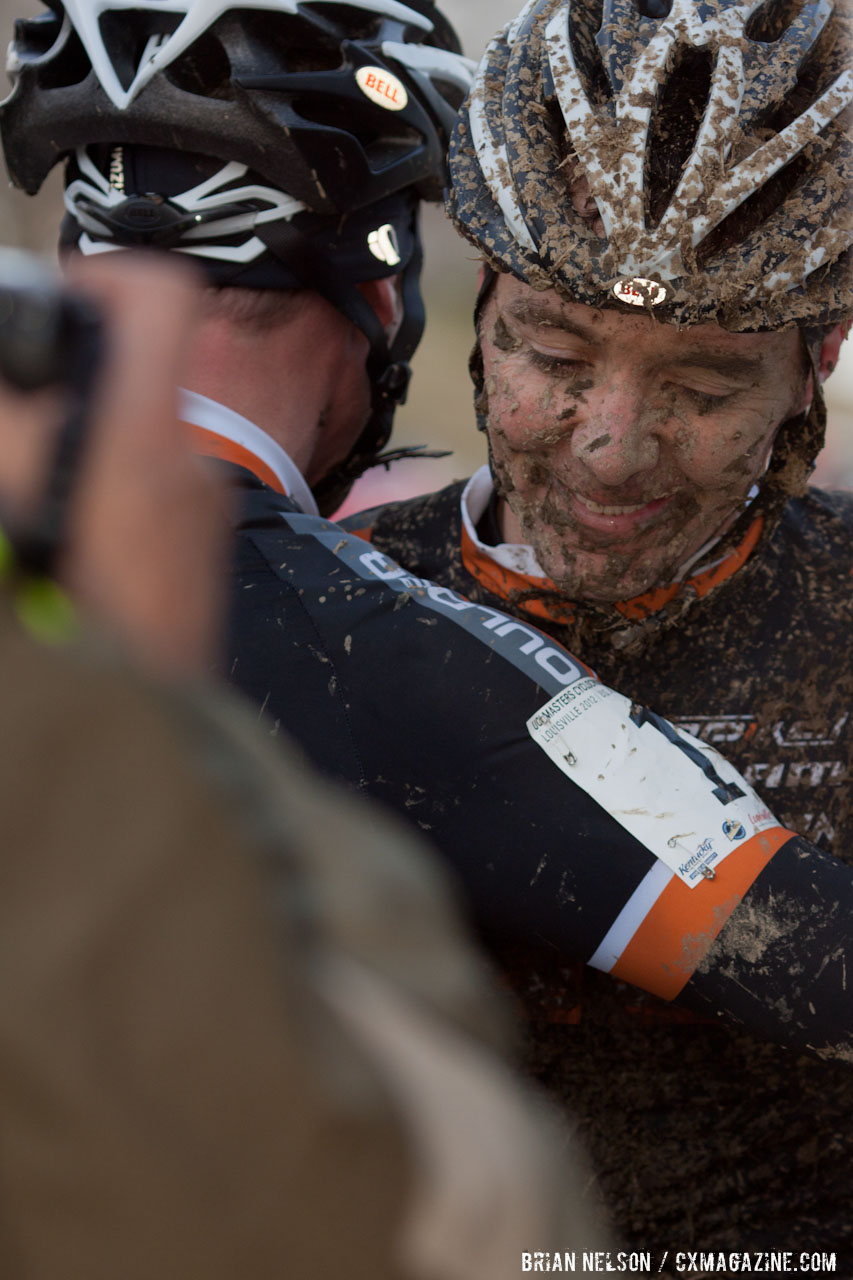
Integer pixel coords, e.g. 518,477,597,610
0,0,849,513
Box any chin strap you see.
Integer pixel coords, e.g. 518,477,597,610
311,441,452,515
470,266,498,436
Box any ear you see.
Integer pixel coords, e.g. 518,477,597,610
357,277,402,339
818,323,845,384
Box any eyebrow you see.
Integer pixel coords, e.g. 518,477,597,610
504,302,597,344
505,302,766,381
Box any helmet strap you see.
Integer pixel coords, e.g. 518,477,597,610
258,213,434,515
470,264,498,435
257,217,391,367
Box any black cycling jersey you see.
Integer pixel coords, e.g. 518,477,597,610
219,463,853,1067
347,479,853,855
343,476,853,1261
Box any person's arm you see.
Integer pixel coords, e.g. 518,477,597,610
233,510,853,1062
679,835,853,1058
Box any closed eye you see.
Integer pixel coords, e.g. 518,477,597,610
664,382,736,412
528,349,590,376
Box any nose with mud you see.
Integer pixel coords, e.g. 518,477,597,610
570,381,661,488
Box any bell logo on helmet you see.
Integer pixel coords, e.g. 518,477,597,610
368,224,402,267
612,278,669,308
356,67,409,112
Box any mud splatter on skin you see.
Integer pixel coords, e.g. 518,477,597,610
528,488,705,597
491,313,522,354
489,442,762,597
487,401,764,601
523,460,549,488
478,276,809,603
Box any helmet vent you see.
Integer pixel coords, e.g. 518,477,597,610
301,3,380,41
97,11,184,94
12,12,63,61
294,93,422,164
746,0,807,45
164,30,234,100
568,0,610,105
645,47,713,228
695,145,812,264
636,0,672,16
231,12,344,73
430,76,468,113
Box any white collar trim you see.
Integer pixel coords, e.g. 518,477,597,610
461,466,546,578
179,389,319,517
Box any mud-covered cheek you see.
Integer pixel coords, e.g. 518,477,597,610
487,375,550,452
674,406,779,493
484,343,580,448
486,406,554,498
488,413,555,502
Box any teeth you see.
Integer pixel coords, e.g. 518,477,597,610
577,494,651,515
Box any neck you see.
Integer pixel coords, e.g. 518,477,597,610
180,295,369,485
181,326,328,475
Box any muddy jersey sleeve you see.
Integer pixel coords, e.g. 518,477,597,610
681,834,853,1060
225,486,853,1062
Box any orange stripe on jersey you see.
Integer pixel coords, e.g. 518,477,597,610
609,826,794,1001
344,522,375,544
616,517,764,621
184,423,286,495
460,523,576,625
461,515,764,626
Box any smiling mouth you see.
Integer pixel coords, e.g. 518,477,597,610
576,494,657,516
560,490,678,545
575,492,671,517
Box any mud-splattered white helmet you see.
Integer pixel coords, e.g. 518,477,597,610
449,0,852,332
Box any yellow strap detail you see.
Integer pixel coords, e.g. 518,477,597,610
0,529,79,644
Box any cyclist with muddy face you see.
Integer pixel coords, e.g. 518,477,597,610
5,2,853,1259
342,0,853,1264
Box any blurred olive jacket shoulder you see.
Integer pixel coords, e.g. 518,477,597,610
0,588,601,1279
0,586,405,1277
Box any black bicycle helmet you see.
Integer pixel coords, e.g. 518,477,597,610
1,0,474,510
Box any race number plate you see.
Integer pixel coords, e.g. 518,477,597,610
527,677,778,888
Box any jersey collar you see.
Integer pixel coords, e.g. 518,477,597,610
180,389,319,516
460,466,763,625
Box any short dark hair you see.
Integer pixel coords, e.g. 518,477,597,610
201,286,308,331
